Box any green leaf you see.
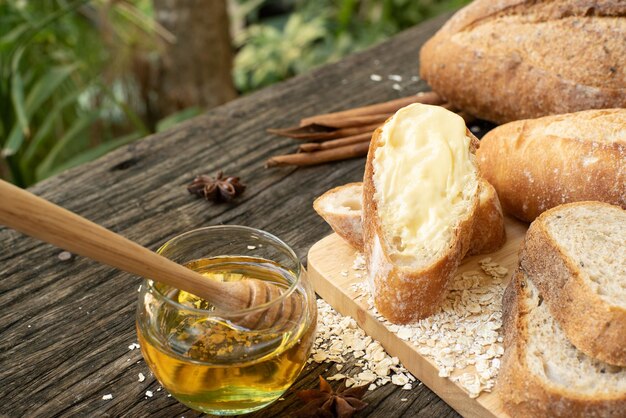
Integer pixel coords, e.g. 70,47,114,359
8,47,29,151
42,131,141,178
35,111,98,181
25,65,77,113
0,23,30,50
21,89,82,165
156,107,203,132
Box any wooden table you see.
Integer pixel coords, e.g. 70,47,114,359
1,14,468,417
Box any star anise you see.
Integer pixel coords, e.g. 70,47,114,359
187,171,246,203
292,376,369,418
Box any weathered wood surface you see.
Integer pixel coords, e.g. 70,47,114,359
0,13,487,417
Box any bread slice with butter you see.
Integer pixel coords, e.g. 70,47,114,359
313,179,505,256
498,270,626,417
362,103,480,323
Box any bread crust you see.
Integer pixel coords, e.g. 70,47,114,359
476,109,626,222
313,183,364,250
519,202,626,366
362,125,479,324
498,270,626,418
466,180,506,256
419,0,626,124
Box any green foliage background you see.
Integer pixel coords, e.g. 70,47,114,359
233,0,470,93
1,0,470,186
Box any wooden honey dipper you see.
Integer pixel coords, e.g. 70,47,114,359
0,180,301,329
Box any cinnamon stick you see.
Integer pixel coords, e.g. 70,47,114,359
266,142,370,167
267,122,380,141
299,91,443,126
298,132,372,153
307,113,391,129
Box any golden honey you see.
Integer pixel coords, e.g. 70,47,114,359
136,256,316,415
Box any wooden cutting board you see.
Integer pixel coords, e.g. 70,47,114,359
307,216,529,418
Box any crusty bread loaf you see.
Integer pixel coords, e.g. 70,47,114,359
498,270,626,418
313,183,364,250
313,179,505,255
476,109,626,222
363,103,480,323
419,0,626,124
519,202,626,366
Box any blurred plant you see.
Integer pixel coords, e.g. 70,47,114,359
233,0,470,93
0,0,173,186
1,0,470,186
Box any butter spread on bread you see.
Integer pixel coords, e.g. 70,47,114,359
363,104,480,323
313,179,505,256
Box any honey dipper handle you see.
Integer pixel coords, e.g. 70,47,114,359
0,180,247,310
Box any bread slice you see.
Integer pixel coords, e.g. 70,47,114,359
466,179,506,256
498,270,626,417
519,201,626,366
362,103,480,323
477,108,626,222
313,183,364,250
313,179,505,255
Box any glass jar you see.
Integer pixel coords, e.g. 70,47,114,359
136,226,317,415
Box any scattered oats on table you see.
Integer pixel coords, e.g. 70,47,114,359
311,299,416,390
57,251,72,261
342,252,510,398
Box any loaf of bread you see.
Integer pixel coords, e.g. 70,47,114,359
362,103,480,323
498,270,626,418
419,0,626,124
313,179,505,256
476,109,626,222
520,202,626,366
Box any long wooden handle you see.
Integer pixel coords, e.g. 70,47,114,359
0,180,233,308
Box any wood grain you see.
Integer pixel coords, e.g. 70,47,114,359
0,180,295,316
308,216,529,418
0,12,496,418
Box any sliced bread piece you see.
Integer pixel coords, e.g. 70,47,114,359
313,179,505,255
520,201,626,366
313,183,364,250
466,179,506,256
362,103,480,323
498,270,626,418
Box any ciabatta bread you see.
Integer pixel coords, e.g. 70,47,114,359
363,103,480,323
313,179,505,255
477,109,626,222
419,0,626,124
313,183,364,250
498,270,626,418
519,202,626,366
